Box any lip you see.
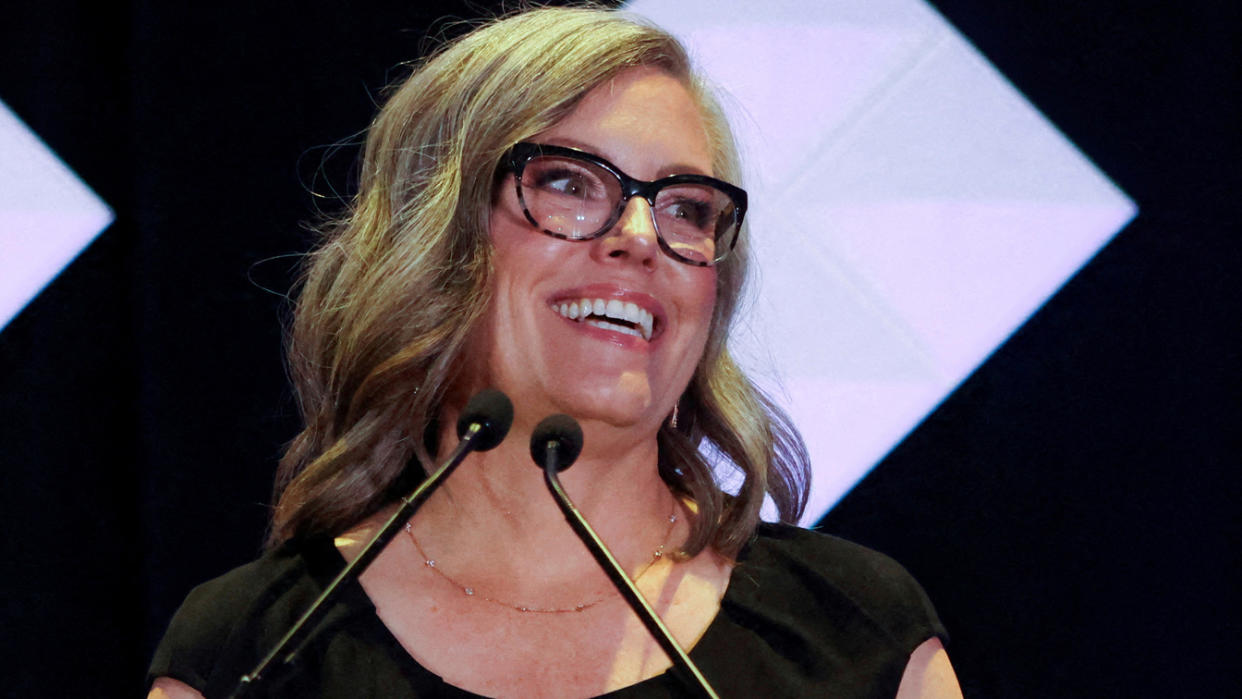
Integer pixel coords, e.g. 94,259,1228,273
547,283,667,346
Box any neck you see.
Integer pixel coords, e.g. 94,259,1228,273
405,413,682,600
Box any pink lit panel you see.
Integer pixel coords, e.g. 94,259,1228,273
0,100,114,332
626,0,1137,521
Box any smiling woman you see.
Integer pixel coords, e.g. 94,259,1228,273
147,6,960,698
479,67,721,449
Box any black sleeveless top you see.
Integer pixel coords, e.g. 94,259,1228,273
148,523,947,698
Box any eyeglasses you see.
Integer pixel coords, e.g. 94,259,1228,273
502,142,746,267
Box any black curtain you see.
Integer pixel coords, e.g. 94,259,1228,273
0,1,1235,696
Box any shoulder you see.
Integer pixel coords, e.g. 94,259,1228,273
732,522,946,650
693,523,948,695
147,539,336,693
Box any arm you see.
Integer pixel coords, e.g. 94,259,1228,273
147,677,206,699
895,638,963,699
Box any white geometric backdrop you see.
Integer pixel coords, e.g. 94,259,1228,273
0,100,114,331
626,0,1137,522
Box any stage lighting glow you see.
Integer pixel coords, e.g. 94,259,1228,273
625,0,1137,522
0,100,114,332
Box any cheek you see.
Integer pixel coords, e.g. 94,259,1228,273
489,202,569,272
673,270,719,379
689,271,719,338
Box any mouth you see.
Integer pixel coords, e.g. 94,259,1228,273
550,297,657,342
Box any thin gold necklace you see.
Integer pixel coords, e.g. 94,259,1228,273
403,506,679,614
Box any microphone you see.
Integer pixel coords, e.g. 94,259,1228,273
230,389,514,697
528,413,583,468
530,415,720,699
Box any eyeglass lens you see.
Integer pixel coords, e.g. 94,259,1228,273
519,155,736,265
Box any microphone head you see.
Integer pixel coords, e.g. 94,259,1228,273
456,389,514,451
530,414,584,472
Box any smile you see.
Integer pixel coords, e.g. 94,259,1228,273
551,298,655,341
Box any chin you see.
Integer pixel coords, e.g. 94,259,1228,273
558,382,656,430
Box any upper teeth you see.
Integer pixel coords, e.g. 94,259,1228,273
553,298,655,341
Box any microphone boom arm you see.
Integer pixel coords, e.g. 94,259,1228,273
540,445,720,699
230,422,487,697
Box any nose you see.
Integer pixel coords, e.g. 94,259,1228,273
593,196,660,270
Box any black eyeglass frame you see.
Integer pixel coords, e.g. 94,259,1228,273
502,141,747,267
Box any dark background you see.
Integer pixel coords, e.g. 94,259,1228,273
0,1,1236,696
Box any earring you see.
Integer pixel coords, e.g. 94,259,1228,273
670,401,679,429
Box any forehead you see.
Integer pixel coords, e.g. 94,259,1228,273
539,67,714,178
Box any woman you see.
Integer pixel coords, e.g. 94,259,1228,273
149,7,961,698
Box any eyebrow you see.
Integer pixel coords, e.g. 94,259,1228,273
539,136,713,179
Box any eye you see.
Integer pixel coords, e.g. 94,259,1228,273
536,170,588,196
526,160,607,200
660,195,715,231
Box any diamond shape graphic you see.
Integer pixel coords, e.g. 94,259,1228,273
0,99,115,332
626,0,1138,522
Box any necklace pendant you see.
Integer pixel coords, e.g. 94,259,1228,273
464,587,474,596
426,559,436,568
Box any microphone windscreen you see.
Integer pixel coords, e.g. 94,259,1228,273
456,389,514,451
530,414,584,471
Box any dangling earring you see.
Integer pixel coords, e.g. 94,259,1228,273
670,400,680,429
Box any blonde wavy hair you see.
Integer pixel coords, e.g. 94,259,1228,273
270,5,810,556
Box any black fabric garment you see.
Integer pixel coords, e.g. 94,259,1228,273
148,523,947,698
